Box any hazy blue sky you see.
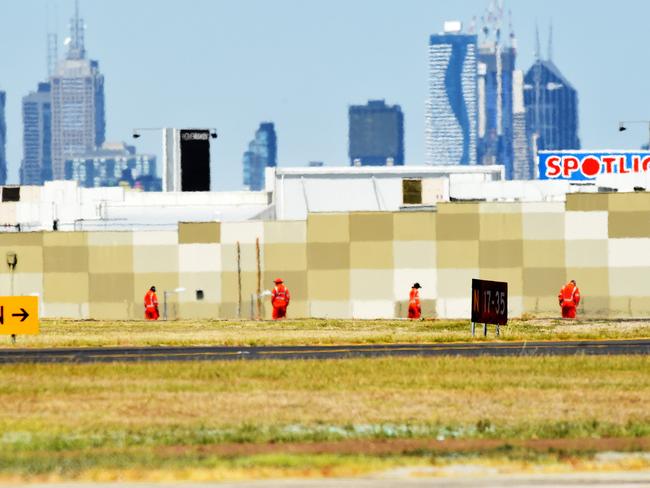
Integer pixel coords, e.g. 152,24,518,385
1,0,649,189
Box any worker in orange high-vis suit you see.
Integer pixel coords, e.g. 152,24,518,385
271,278,291,320
144,286,160,320
558,279,581,319
408,282,422,319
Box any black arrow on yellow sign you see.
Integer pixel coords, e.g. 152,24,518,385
0,297,39,336
12,308,29,322
0,306,30,324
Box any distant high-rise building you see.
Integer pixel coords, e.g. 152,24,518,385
0,90,6,185
477,38,516,176
524,52,580,157
348,100,404,166
21,82,53,185
511,70,533,179
426,21,477,165
65,142,159,190
50,1,105,180
474,3,536,180
242,122,277,191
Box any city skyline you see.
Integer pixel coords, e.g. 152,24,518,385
1,0,649,190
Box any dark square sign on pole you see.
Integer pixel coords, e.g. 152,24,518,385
180,129,211,191
471,278,508,337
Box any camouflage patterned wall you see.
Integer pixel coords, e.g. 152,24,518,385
0,192,647,319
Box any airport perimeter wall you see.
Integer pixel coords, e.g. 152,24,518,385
0,192,647,320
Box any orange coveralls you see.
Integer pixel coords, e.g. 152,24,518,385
558,281,581,319
408,287,421,319
144,290,159,320
271,284,290,319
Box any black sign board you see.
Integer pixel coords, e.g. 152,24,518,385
471,279,508,326
180,129,211,191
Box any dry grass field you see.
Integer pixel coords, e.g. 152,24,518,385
2,354,650,480
5,317,650,348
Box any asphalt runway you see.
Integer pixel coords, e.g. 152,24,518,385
1,339,650,364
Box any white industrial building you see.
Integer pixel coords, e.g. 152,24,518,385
0,181,271,231
0,164,636,231
269,165,504,220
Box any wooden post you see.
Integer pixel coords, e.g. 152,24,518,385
255,237,261,320
236,241,242,319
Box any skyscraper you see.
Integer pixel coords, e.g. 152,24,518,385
524,44,580,156
21,82,52,185
0,91,6,185
476,31,516,176
348,100,404,166
50,1,105,180
426,21,477,166
512,70,533,179
242,122,277,191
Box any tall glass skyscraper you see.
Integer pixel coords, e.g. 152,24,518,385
50,2,105,180
477,41,516,176
21,82,52,185
524,59,580,153
242,122,277,191
348,100,404,166
512,70,533,179
426,21,477,166
0,90,7,185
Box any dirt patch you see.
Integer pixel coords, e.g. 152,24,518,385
157,437,650,457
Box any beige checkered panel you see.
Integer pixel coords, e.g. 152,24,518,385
0,192,649,319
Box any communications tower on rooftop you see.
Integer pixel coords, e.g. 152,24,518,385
50,0,106,180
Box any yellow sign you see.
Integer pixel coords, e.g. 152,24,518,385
0,296,39,335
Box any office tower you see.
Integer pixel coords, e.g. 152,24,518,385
476,14,517,176
426,21,477,165
348,100,404,166
524,29,580,154
242,122,277,191
50,1,105,180
511,70,533,179
0,91,6,185
20,83,53,185
65,142,159,190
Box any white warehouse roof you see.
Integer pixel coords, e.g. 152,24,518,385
269,165,505,220
0,164,630,231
